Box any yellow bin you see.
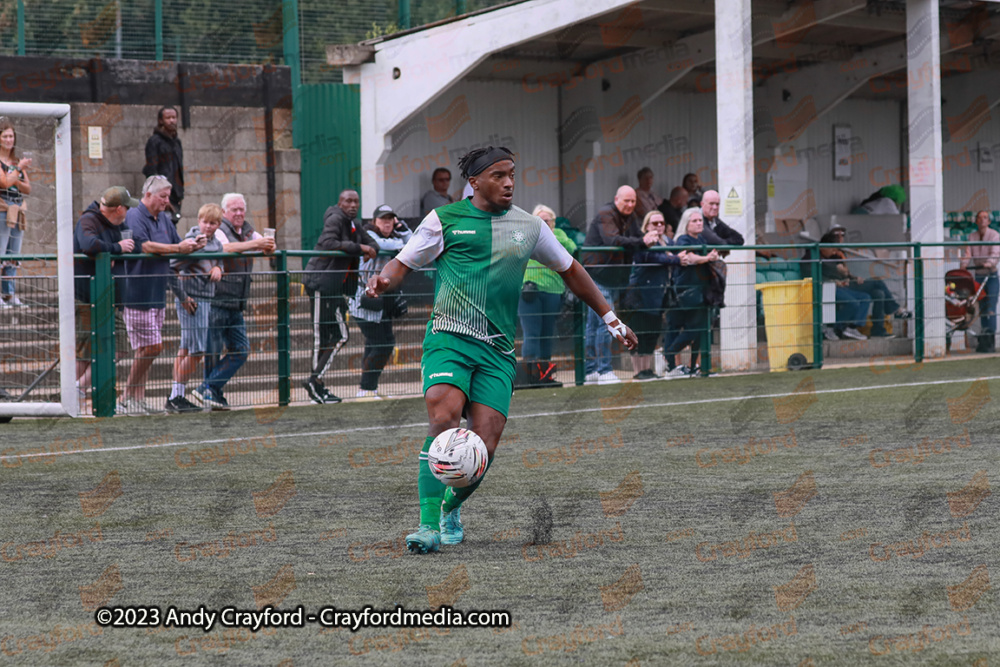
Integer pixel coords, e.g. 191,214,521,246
759,279,814,372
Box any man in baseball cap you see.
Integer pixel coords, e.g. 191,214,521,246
372,204,396,219
100,186,141,209
73,186,140,406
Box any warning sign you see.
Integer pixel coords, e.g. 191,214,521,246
724,187,743,217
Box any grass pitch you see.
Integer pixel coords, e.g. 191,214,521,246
0,359,997,665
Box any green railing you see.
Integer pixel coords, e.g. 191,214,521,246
1,239,994,417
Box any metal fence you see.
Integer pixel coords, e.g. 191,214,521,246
0,0,508,83
0,241,996,419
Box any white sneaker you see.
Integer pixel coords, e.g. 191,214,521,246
0,299,9,309
823,327,839,341
356,389,383,400
8,296,23,307
664,366,688,379
842,327,867,340
597,371,620,385
584,372,600,385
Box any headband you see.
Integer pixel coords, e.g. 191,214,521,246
464,147,514,178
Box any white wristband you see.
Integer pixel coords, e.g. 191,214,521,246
603,310,619,325
603,310,627,339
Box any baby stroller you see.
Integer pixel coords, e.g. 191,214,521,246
945,269,987,348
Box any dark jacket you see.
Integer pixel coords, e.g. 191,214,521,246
73,201,127,304
213,217,258,311
657,202,684,234
629,241,682,312
303,205,374,296
703,216,744,246
143,128,184,207
673,234,715,306
581,202,646,289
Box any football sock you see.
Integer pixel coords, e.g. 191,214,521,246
170,382,185,399
418,435,447,527
441,455,494,513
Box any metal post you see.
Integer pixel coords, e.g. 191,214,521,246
93,253,117,418
276,251,291,406
914,244,924,363
282,0,301,90
398,0,411,30
810,244,823,369
16,0,25,55
573,250,584,386
155,0,163,61
700,308,713,377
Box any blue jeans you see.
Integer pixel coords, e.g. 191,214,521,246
584,282,619,374
977,273,998,333
519,291,561,361
835,286,870,330
202,306,250,394
848,279,900,334
0,216,23,297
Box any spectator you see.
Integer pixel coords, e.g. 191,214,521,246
661,207,718,378
627,210,686,380
658,186,688,235
142,106,184,224
165,204,225,413
829,225,912,337
0,117,31,308
682,172,704,204
582,185,659,384
518,204,577,388
816,228,870,341
348,204,412,399
194,192,275,409
301,189,376,404
119,175,203,415
700,190,745,247
961,210,999,352
853,184,906,215
73,186,139,401
420,168,454,217
634,167,663,221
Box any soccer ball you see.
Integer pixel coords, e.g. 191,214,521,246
428,428,489,488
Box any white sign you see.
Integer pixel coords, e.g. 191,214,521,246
88,126,103,160
833,124,851,180
979,142,994,172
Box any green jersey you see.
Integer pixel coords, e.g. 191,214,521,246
396,199,573,355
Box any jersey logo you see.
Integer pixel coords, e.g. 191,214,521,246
452,230,476,235
429,372,454,378
511,229,527,245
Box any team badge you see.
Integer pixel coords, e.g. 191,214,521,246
511,229,526,245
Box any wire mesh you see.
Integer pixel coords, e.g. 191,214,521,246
0,0,511,83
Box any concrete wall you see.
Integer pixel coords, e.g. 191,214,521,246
382,80,560,224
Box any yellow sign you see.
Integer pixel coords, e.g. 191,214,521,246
724,187,743,217
767,175,775,199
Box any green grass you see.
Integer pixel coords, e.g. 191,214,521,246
1,359,998,665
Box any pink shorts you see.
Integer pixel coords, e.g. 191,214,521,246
123,307,165,350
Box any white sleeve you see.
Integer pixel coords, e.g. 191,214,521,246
530,220,574,272
213,229,228,245
250,231,263,241
394,211,444,269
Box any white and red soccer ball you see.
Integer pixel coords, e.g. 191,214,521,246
428,428,489,488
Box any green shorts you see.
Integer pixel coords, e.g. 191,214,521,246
421,329,517,418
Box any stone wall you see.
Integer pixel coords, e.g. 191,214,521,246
8,102,300,262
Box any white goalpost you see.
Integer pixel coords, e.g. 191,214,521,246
0,102,76,418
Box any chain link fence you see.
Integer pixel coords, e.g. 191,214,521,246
0,0,509,83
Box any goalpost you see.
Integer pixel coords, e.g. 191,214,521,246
0,102,76,419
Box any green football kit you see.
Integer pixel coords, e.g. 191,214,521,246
394,198,574,541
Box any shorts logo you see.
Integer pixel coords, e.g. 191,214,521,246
452,230,476,235
511,229,527,245
429,372,454,379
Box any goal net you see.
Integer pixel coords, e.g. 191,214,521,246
0,102,75,420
